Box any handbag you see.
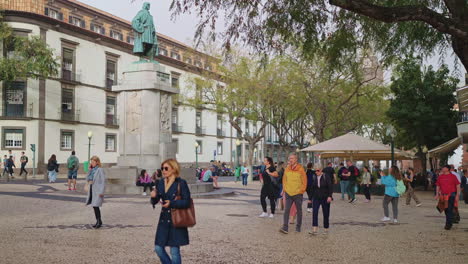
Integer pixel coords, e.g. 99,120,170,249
171,182,196,228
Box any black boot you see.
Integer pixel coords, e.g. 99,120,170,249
95,219,102,229
92,220,99,228
444,224,452,230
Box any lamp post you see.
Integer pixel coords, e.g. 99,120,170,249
254,147,258,164
235,139,241,167
194,142,199,168
386,125,396,167
87,131,93,162
296,148,300,163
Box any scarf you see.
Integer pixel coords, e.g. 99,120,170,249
87,166,98,182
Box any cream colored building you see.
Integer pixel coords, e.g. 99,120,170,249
0,0,280,173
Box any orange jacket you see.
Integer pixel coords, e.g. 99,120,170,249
283,164,307,196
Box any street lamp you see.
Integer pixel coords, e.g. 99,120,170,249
87,130,93,162
386,125,397,167
235,139,241,167
194,142,199,168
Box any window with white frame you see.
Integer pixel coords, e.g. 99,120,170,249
69,16,85,28
90,23,105,35
3,128,24,149
110,30,123,41
105,134,116,151
159,48,168,56
171,51,181,60
60,131,74,150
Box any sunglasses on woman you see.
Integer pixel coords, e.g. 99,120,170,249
161,166,171,171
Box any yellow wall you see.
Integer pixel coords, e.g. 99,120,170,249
0,0,45,14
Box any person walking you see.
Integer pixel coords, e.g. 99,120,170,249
323,162,337,184
343,161,359,203
258,157,279,218
309,165,333,235
67,151,79,191
151,159,191,264
47,154,59,183
241,164,249,186
338,163,349,200
404,168,422,206
19,151,28,177
380,166,402,224
361,166,372,202
276,161,285,211
2,155,8,178
85,156,106,229
435,165,461,230
137,169,152,196
6,156,15,179
279,153,307,234
305,163,315,213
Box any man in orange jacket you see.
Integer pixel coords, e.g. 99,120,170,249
280,153,307,234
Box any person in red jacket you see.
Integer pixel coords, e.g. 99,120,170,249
435,165,461,230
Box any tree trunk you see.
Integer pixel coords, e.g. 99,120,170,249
247,143,255,182
452,36,468,72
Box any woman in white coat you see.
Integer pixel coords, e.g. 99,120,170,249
85,156,106,228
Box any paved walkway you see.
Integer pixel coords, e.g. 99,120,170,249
0,180,467,264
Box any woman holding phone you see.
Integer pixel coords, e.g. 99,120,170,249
85,156,106,229
151,159,191,264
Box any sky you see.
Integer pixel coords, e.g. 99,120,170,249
79,0,466,85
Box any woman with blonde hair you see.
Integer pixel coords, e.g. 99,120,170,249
151,159,191,264
85,156,106,229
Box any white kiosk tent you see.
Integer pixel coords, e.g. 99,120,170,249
300,133,414,163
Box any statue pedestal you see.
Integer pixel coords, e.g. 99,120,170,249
104,62,178,194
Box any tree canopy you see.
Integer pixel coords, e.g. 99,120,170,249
170,0,468,71
387,57,459,153
0,13,59,81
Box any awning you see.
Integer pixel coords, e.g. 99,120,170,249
428,137,461,157
301,133,414,160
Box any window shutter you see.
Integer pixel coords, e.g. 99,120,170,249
69,15,72,24
126,36,130,43
101,28,106,35
44,7,49,16
58,12,63,21
81,20,85,28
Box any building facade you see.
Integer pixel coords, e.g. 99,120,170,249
0,0,274,172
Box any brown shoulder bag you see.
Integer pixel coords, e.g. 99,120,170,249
171,182,196,228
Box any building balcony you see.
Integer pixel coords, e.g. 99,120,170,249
216,129,225,137
61,70,81,83
60,109,80,123
0,104,33,120
172,123,182,133
195,127,206,136
106,115,119,127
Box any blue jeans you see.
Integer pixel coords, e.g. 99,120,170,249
242,174,248,186
67,170,78,179
348,181,356,200
445,193,456,226
155,245,181,264
340,181,349,199
48,170,57,182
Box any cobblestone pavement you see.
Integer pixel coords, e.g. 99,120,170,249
0,180,467,264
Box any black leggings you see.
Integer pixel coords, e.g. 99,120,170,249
93,207,101,221
260,186,276,214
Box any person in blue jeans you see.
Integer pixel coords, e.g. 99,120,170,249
338,163,349,200
241,164,249,186
380,166,402,224
151,159,191,264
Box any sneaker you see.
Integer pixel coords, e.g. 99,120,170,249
307,208,312,213
308,230,318,235
279,228,288,234
352,198,358,204
393,219,399,224
444,224,452,230
364,199,369,203
268,214,274,218
142,192,147,196
322,229,329,235
416,203,422,207
258,212,268,218
73,188,76,191
348,199,353,203
380,217,391,222
68,188,72,191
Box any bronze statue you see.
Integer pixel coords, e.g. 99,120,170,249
132,2,159,61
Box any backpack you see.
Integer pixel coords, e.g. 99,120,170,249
353,167,360,179
395,179,406,196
